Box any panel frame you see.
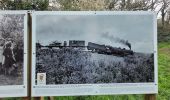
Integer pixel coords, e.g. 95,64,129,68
31,11,158,96
0,11,28,97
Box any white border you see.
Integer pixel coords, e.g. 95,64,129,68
32,11,158,96
0,11,27,97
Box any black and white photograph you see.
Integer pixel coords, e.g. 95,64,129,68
0,11,27,97
32,11,157,96
34,12,155,84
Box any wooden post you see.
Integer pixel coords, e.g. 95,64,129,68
33,97,42,100
48,97,55,100
34,97,44,100
40,97,45,100
23,11,32,100
144,94,156,100
22,97,30,100
28,11,32,100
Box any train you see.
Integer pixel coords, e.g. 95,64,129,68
37,40,133,56
69,40,85,47
87,42,133,56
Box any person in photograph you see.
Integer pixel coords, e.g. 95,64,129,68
0,38,5,74
2,40,16,75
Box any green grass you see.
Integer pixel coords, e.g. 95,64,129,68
49,95,143,100
157,42,170,100
3,42,170,100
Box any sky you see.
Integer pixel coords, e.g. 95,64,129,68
36,14,155,53
0,15,2,19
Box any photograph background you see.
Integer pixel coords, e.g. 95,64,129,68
0,14,24,85
36,15,154,53
35,14,155,85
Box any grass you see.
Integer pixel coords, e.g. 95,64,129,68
157,42,170,100
50,95,143,100
36,48,154,84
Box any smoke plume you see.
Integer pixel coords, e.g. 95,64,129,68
102,32,131,50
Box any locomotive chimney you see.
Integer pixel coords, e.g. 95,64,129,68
64,41,67,46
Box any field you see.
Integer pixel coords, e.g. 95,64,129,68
0,62,23,85
36,48,154,84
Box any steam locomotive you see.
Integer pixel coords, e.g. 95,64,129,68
87,42,133,56
37,40,133,56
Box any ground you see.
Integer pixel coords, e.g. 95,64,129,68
0,62,23,85
36,48,154,84
0,74,22,85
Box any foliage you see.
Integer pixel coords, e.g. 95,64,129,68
158,24,170,42
0,14,24,62
0,14,24,49
57,0,79,10
53,0,157,11
35,0,49,10
36,48,154,84
107,0,156,11
0,0,49,10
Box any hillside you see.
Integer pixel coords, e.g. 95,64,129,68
36,48,154,84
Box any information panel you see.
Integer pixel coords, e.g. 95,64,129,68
32,11,158,96
0,11,27,97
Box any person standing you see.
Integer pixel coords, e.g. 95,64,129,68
2,41,16,75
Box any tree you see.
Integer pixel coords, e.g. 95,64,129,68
55,0,109,10
49,40,62,46
0,0,49,10
108,0,159,11
74,0,108,10
0,0,13,10
159,0,170,27
34,0,49,10
166,9,170,25
48,0,61,10
0,14,25,62
56,0,79,10
0,14,24,48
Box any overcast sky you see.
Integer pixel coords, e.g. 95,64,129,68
36,14,154,53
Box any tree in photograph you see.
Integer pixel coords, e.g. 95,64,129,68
0,14,25,62
0,14,24,48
